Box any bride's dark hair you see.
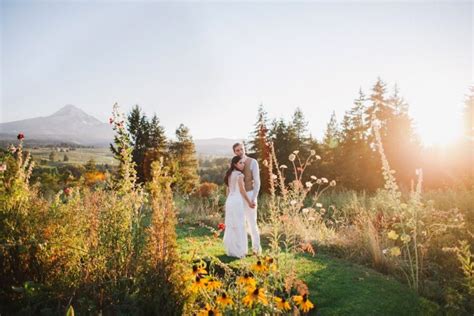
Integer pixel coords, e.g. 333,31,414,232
224,156,243,186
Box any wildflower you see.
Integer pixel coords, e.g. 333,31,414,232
315,155,321,160
237,273,257,289
197,303,222,316
387,230,399,240
310,150,316,156
289,154,296,162
315,203,322,208
293,150,299,155
206,277,222,291
274,296,291,311
216,292,234,307
302,208,310,214
390,247,401,257
280,164,288,169
305,181,313,188
0,164,7,172
190,263,208,278
382,248,388,255
330,180,336,187
321,177,328,184
242,287,268,307
310,175,317,180
252,260,268,273
17,133,24,140
293,294,314,313
63,187,72,196
263,256,277,271
290,200,297,206
271,174,278,180
316,179,322,185
218,223,225,231
190,275,208,293
400,234,411,243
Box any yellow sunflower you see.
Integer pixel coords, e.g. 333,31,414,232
292,294,314,313
190,275,208,293
263,256,277,272
197,303,221,316
251,260,268,273
206,278,222,291
236,273,256,289
242,287,268,307
274,296,291,311
216,292,234,307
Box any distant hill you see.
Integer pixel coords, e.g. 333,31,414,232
0,105,114,146
0,105,243,155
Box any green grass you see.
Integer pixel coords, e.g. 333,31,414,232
176,225,439,316
28,147,117,165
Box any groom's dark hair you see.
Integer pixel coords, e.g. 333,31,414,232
232,142,244,151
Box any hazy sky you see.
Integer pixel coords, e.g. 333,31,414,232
1,1,472,144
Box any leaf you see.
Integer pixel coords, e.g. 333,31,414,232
66,305,75,316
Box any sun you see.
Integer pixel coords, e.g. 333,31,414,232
417,115,463,147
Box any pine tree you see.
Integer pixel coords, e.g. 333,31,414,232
63,154,69,162
143,114,168,182
127,105,150,183
169,124,199,194
320,111,341,182
248,105,271,194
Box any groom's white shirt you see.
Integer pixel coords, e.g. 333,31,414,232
247,158,261,203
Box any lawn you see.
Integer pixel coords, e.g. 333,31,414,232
176,225,439,316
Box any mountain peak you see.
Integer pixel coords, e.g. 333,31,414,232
51,104,87,117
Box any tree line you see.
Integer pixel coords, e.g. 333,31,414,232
248,78,473,193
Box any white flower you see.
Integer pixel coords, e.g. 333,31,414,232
316,179,322,184
315,155,321,160
290,200,297,206
271,174,278,180
288,154,296,162
302,208,310,214
305,182,313,188
321,178,328,184
280,164,288,169
382,248,388,255
316,203,323,208
293,150,299,155
310,175,317,180
330,180,336,187
310,150,316,155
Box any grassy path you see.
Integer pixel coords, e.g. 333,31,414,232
177,224,439,316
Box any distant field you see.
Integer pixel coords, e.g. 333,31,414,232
27,147,117,166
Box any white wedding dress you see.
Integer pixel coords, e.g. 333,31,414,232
223,171,248,258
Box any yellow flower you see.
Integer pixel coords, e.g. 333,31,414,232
192,263,208,276
206,278,222,291
263,256,277,271
400,234,411,243
387,230,399,240
190,275,208,293
216,292,234,307
197,303,221,316
252,260,268,273
274,296,291,311
236,273,257,289
390,246,401,257
242,287,268,307
292,294,314,313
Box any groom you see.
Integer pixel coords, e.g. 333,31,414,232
233,142,262,255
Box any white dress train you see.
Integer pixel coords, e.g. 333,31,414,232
223,171,248,258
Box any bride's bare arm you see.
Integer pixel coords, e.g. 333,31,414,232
238,176,253,207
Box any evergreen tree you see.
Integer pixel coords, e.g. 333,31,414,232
143,114,168,182
127,105,150,183
85,158,97,172
49,151,56,162
63,154,69,162
320,111,341,183
169,124,199,194
248,105,271,194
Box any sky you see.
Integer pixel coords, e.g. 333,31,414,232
1,1,472,145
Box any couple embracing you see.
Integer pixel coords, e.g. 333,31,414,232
222,142,262,258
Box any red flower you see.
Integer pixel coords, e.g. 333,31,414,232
17,133,25,140
63,187,72,196
218,223,225,231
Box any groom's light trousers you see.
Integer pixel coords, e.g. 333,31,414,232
244,191,262,254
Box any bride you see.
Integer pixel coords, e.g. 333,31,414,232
223,156,255,258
